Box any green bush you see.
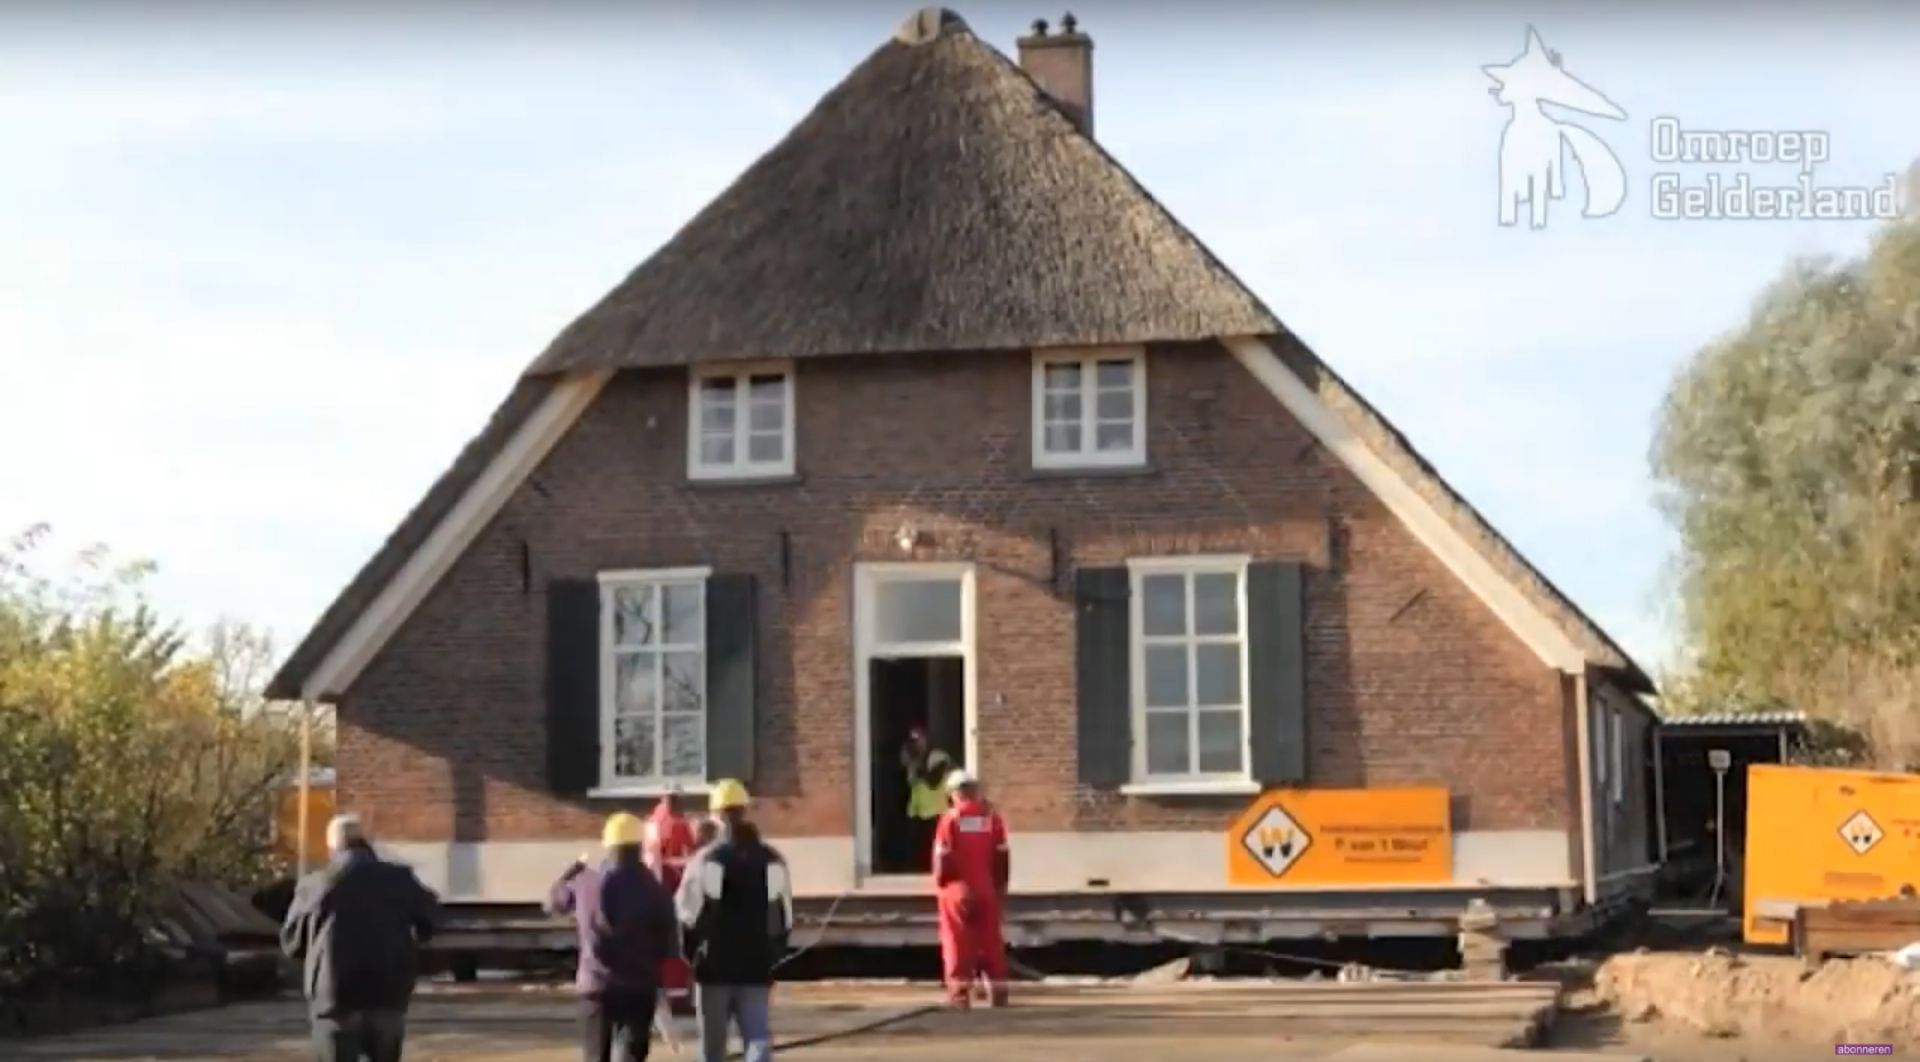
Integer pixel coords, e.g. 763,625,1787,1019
0,525,303,995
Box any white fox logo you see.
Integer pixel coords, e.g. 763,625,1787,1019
1484,27,1628,229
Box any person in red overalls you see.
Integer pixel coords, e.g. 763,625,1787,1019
644,794,699,1017
931,767,1010,1009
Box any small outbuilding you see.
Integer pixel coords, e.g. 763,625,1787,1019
1654,710,1808,903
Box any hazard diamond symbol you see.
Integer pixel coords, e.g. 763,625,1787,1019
1241,804,1312,878
1839,809,1885,856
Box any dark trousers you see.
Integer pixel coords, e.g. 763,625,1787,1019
311,1009,406,1062
908,815,938,873
581,989,658,1062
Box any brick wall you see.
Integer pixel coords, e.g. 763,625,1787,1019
338,341,1575,844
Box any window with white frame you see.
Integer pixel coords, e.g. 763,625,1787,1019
1610,708,1625,805
689,363,794,479
601,569,708,787
1033,347,1145,469
1131,558,1249,780
1594,704,1608,792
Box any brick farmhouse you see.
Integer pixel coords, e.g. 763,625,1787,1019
268,8,1658,945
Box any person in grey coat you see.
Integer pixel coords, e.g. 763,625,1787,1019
281,814,440,1062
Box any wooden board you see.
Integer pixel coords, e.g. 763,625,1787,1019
1796,898,1920,959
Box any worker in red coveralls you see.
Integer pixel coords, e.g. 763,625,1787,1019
644,795,698,1017
931,767,1010,1009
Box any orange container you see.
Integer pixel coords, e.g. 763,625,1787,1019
1744,763,1920,945
274,779,336,869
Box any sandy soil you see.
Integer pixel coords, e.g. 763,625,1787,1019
1558,950,1920,1058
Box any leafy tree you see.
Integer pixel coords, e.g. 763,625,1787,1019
1652,220,1920,763
0,525,303,993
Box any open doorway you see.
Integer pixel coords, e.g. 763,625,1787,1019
870,656,966,874
854,563,975,881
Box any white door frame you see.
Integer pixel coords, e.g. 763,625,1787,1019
852,561,978,883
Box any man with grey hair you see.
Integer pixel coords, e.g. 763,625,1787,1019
282,813,440,1062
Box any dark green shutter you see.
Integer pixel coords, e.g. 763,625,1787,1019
1248,561,1307,785
706,573,758,783
1075,567,1132,787
546,578,601,795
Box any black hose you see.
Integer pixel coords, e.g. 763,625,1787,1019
715,1002,942,1059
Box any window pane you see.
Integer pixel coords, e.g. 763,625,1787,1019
661,583,702,645
1144,646,1189,708
1044,362,1082,391
662,651,703,713
1094,422,1133,452
700,434,735,466
614,714,656,779
748,373,786,404
747,432,784,463
1194,643,1242,706
661,714,704,778
748,398,783,433
1043,423,1082,453
1197,710,1243,774
615,652,658,714
1043,392,1082,422
700,376,737,404
1096,388,1133,420
702,401,736,430
613,586,657,646
874,578,962,644
1141,574,1186,636
1192,573,1238,636
1145,711,1190,775
1096,359,1133,389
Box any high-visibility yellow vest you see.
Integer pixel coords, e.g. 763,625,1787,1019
907,749,954,820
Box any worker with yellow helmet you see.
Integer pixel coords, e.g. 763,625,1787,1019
546,810,679,1061
674,779,792,1062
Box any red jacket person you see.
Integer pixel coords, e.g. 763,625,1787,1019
931,768,1010,1008
644,796,699,1016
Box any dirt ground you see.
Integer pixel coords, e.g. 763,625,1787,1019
16,966,1919,1062
3,982,1592,1062
1555,949,1920,1059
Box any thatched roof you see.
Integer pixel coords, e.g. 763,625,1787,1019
522,8,1279,374
266,7,1652,701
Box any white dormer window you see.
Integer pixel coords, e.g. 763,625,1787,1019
688,361,795,480
1032,347,1146,469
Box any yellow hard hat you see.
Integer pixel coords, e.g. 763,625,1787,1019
709,779,751,812
602,812,645,848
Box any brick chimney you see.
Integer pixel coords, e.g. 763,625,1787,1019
1017,13,1093,136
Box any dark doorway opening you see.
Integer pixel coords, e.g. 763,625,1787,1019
870,656,965,875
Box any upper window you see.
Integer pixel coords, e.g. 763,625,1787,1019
689,362,794,480
1032,347,1146,469
1130,557,1249,782
600,569,709,789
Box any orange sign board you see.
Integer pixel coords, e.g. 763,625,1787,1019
1226,787,1451,887
1744,763,1920,946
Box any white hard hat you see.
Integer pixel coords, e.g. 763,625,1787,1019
945,767,976,789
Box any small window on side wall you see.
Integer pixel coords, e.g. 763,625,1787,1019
1033,347,1145,470
689,362,794,480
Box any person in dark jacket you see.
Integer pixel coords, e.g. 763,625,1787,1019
280,813,440,1062
548,812,680,1062
675,779,792,1062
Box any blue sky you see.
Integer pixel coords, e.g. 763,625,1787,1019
2,1,1913,679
